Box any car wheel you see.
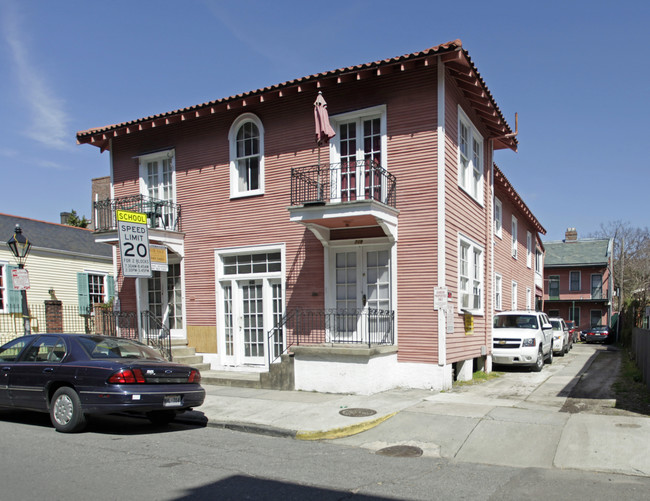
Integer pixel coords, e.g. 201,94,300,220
50,387,87,433
146,410,177,426
546,345,553,364
532,348,544,372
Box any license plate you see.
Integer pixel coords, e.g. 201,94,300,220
163,395,182,407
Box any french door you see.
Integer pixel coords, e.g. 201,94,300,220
220,278,283,367
146,262,183,337
331,246,392,343
333,113,385,203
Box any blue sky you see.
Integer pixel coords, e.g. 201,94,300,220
0,0,647,241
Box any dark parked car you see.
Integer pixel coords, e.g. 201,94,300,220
0,334,205,433
583,325,610,344
565,321,580,343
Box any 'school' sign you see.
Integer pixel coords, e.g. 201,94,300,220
116,210,151,277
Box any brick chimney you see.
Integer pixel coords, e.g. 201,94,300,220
565,227,578,242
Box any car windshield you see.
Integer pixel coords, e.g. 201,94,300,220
550,320,562,330
78,336,165,361
494,315,538,329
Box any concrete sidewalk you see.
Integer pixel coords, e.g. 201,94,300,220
180,346,650,478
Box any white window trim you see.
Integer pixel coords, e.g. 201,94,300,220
494,197,502,238
229,113,265,199
526,231,532,268
458,234,484,315
511,280,518,310
457,106,484,205
137,148,176,200
494,272,503,311
511,215,518,259
526,287,532,310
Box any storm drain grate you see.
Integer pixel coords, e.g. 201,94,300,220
376,445,423,457
339,408,377,417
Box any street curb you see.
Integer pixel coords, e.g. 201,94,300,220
295,411,399,441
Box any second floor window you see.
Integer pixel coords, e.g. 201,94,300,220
494,198,502,238
591,274,603,299
570,271,581,291
458,107,484,204
526,232,532,268
139,149,176,229
495,273,503,310
549,275,560,298
511,216,518,258
230,114,264,198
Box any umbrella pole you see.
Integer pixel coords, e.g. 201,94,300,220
317,143,322,201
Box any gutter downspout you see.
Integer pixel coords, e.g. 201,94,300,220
437,57,447,367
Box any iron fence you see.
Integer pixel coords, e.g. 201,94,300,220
0,304,94,346
268,308,394,364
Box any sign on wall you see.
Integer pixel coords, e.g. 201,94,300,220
116,210,151,278
11,268,30,290
150,244,169,272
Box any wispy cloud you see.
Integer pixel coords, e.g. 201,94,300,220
1,1,71,150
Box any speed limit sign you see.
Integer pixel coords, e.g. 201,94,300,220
116,210,152,277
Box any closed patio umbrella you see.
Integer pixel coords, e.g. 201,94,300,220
314,92,335,201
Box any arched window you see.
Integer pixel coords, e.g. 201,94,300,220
229,114,264,197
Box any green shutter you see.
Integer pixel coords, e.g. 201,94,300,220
77,272,90,313
106,275,115,302
6,266,22,312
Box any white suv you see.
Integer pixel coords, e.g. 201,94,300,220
492,311,554,372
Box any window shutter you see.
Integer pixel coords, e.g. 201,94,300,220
106,275,115,301
77,272,90,313
6,266,22,312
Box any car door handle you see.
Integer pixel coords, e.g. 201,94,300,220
42,368,54,374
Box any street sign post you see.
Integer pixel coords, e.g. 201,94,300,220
116,210,151,277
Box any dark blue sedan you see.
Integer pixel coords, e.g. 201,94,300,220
0,334,205,432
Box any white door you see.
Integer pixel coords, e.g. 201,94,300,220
220,278,283,367
146,262,184,338
332,247,391,343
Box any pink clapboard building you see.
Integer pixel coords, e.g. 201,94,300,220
78,40,545,394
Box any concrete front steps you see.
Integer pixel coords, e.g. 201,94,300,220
171,339,294,390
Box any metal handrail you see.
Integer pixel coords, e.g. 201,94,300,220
141,310,172,361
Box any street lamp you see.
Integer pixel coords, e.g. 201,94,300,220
7,224,32,334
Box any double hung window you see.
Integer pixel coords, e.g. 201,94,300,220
229,114,264,198
459,236,483,313
570,271,581,291
138,149,176,229
458,108,484,203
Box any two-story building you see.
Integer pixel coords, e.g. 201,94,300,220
493,165,546,314
77,39,544,394
543,228,613,330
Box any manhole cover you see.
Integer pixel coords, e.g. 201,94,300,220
339,408,377,417
376,445,423,457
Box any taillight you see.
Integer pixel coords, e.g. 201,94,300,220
108,368,146,384
188,369,201,384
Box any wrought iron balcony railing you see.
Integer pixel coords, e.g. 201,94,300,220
93,195,181,232
268,307,395,364
291,160,397,208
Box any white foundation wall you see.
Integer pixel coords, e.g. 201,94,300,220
294,353,453,395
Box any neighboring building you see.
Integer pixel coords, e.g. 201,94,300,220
543,228,613,330
91,176,111,230
77,39,543,394
493,165,546,313
0,214,114,341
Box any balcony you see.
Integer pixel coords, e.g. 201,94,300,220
93,195,181,233
288,160,398,239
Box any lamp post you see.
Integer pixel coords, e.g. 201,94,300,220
7,224,32,335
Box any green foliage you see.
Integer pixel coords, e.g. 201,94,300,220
66,210,90,228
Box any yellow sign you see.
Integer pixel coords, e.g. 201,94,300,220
150,244,168,272
464,311,474,336
116,209,147,225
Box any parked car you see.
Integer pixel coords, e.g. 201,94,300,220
0,334,205,433
583,325,611,344
493,311,554,372
565,321,580,343
549,317,570,355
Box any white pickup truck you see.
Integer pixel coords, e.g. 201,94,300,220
492,310,554,372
